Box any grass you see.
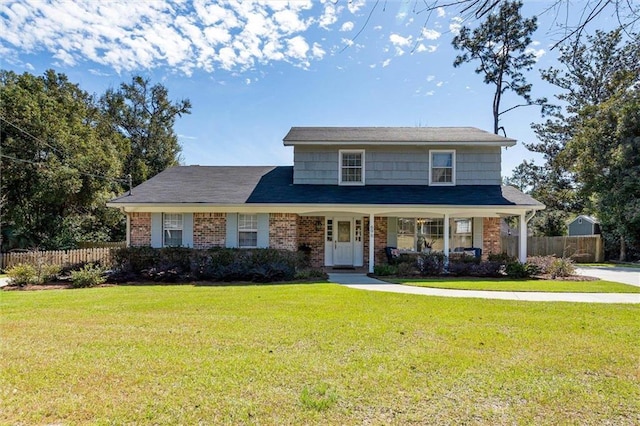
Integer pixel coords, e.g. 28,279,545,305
1,284,639,424
391,278,640,293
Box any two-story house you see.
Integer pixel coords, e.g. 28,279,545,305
107,127,544,272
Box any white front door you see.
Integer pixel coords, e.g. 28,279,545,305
334,218,354,265
324,217,363,267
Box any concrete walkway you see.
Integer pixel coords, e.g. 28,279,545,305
327,273,640,304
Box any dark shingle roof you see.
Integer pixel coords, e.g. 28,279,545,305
109,166,543,208
283,127,516,146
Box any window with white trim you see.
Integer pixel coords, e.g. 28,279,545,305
339,150,365,185
430,150,455,185
163,213,183,247
238,214,258,248
397,218,444,252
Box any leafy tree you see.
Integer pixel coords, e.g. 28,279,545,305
101,76,191,186
452,1,545,135
562,89,640,260
0,70,126,250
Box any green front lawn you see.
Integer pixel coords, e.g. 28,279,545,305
392,278,640,293
1,284,639,424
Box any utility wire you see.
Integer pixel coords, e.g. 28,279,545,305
0,116,130,186
0,154,130,184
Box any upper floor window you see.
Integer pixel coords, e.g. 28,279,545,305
339,149,365,185
430,150,455,185
163,213,183,247
238,214,258,248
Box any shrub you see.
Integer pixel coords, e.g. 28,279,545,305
294,269,328,281
70,263,106,288
374,264,398,276
6,263,60,286
548,257,576,278
448,259,503,277
417,252,446,276
487,252,517,263
7,263,38,286
526,255,556,274
505,261,539,279
111,247,309,283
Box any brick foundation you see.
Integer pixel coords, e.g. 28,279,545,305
129,212,151,246
364,216,388,268
269,213,298,251
297,216,325,268
482,217,502,257
193,213,226,248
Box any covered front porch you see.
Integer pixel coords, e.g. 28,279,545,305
296,206,537,273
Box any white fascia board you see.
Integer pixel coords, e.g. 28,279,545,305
107,203,543,216
283,140,516,147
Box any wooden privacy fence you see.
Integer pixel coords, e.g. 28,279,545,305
501,235,604,263
1,247,119,270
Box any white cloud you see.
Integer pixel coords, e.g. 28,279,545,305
426,75,435,82
450,16,464,36
382,58,391,67
425,90,435,96
421,28,441,40
311,42,326,59
389,33,412,47
436,81,444,87
245,78,251,85
526,47,546,60
318,3,338,29
373,25,382,31
340,21,354,32
436,7,446,18
416,43,438,53
286,35,309,59
0,0,328,74
348,0,367,14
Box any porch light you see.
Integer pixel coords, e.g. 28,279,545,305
315,220,324,231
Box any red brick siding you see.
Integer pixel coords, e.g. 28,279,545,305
269,213,298,250
193,213,226,249
482,217,502,257
297,216,324,268
129,212,151,246
364,216,388,268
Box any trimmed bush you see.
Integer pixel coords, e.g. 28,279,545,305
70,263,106,288
111,247,315,283
417,252,446,276
505,261,539,279
373,264,398,276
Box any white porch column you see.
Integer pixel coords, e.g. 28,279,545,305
443,213,450,261
369,213,375,273
519,212,527,263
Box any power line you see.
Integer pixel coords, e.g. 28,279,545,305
0,115,66,157
0,116,130,186
0,154,129,184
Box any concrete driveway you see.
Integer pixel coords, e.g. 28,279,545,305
575,266,640,287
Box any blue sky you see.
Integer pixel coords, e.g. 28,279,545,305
0,1,624,177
